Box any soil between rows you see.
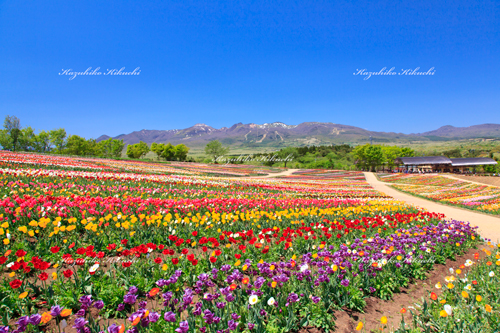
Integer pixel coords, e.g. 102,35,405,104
298,244,489,333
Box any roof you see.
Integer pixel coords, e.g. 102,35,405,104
394,156,498,166
450,158,498,166
394,156,452,165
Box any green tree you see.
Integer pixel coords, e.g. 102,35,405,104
111,139,125,158
10,129,20,151
353,144,385,171
205,140,229,163
3,115,21,151
325,152,338,169
162,143,176,161
35,130,52,152
151,143,164,160
98,138,125,158
0,130,13,150
126,141,150,159
18,126,37,151
261,154,276,167
381,146,401,170
49,128,67,153
86,138,98,156
278,147,298,168
151,142,178,161
66,135,89,156
174,144,190,161
400,147,415,157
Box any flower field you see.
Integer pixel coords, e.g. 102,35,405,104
379,174,463,187
0,152,282,177
282,170,365,181
395,244,500,332
380,174,500,215
0,153,490,333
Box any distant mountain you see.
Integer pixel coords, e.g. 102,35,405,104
96,135,111,141
417,124,500,139
97,122,500,147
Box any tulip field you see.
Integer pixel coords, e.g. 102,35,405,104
380,174,500,215
0,152,497,332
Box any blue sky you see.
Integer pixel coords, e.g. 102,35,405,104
0,0,498,139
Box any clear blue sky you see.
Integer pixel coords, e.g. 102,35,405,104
1,0,499,139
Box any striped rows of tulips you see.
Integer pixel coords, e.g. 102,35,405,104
0,153,484,333
380,174,464,187
384,174,500,215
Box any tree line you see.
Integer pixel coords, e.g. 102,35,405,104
125,141,191,161
352,144,415,171
266,144,416,170
1,115,124,158
1,115,196,162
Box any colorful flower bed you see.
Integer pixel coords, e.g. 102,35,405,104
0,154,488,332
0,152,116,172
287,169,365,181
0,151,277,177
380,174,464,187
393,243,500,332
381,174,500,215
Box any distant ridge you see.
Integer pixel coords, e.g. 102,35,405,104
97,122,500,147
416,124,500,138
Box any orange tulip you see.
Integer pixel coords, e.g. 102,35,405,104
41,312,53,324
60,309,72,317
149,288,160,297
132,316,141,326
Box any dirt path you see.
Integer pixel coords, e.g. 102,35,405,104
364,172,500,242
252,168,299,178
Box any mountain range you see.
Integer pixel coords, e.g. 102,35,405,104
97,122,500,148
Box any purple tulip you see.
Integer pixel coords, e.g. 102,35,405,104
28,314,41,326
123,294,137,304
16,316,29,329
73,317,88,329
174,321,189,333
228,320,238,331
107,324,120,333
164,311,176,323
148,312,160,323
94,300,105,310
